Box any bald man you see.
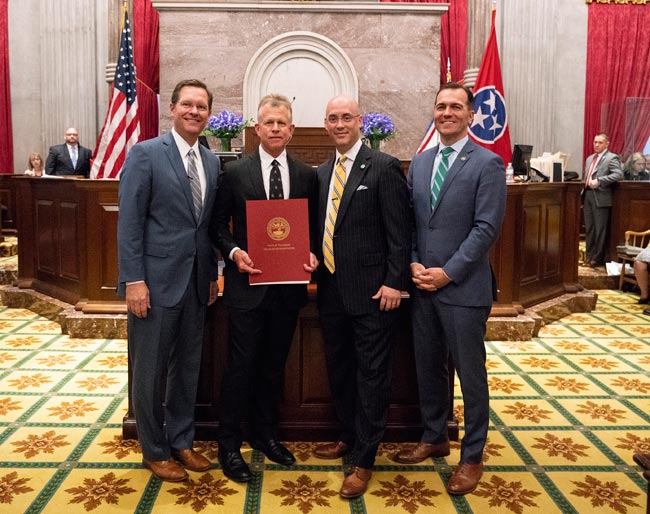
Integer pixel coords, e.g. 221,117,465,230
45,127,92,177
312,95,411,499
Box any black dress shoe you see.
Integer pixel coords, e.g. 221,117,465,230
643,308,650,316
638,297,650,304
249,438,295,466
218,449,252,482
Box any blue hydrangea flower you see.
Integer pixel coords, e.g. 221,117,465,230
203,110,248,139
361,112,396,142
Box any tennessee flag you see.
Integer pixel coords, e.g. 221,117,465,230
416,118,439,154
468,8,512,167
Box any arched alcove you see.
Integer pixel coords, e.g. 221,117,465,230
243,32,358,127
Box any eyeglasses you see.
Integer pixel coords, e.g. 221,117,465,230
178,101,209,113
326,114,361,124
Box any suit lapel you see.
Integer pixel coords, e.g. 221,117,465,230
245,152,266,200
287,155,300,198
198,144,216,218
163,132,199,224
336,145,371,229
319,158,335,221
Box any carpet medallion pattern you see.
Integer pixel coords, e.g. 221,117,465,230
0,291,648,513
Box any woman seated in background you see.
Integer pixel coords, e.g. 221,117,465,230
635,246,650,304
623,152,650,181
24,153,44,176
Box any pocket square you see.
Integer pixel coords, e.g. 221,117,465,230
356,185,368,191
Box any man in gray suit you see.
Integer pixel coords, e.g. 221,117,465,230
117,79,220,482
394,83,506,496
582,133,623,267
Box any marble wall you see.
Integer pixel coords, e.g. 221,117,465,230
155,1,445,160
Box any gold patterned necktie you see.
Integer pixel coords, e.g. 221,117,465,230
323,154,347,273
431,147,454,209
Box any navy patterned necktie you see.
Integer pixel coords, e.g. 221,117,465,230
269,159,284,199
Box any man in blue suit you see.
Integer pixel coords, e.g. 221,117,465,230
117,79,220,482
394,83,506,496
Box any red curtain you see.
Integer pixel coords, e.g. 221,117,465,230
584,4,650,161
380,0,467,85
133,0,159,142
0,0,13,173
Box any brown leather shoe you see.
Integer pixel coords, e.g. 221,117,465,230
340,467,372,499
172,449,211,472
633,453,650,470
313,441,350,460
143,458,189,482
393,441,450,463
446,462,483,495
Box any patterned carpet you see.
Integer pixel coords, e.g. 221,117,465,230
0,290,649,514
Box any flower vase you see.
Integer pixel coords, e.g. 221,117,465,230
220,138,232,152
369,138,381,150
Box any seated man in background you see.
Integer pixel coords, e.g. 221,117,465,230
45,127,92,177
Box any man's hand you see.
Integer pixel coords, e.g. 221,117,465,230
304,252,319,273
208,280,219,306
233,249,262,275
411,262,451,291
126,282,150,318
588,178,599,189
372,285,402,311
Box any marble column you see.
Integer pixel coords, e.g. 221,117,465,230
463,0,492,88
498,0,587,172
40,0,98,152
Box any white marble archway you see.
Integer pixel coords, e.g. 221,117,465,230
243,31,359,127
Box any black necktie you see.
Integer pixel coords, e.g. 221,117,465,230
269,159,284,199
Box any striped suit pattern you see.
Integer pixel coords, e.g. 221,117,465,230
315,142,411,468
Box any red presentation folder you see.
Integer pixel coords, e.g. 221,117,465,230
245,198,311,285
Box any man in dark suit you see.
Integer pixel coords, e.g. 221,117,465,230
312,95,411,499
393,83,506,496
211,94,318,483
45,127,92,177
582,133,623,267
117,79,220,482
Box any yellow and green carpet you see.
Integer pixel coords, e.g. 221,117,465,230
0,290,648,513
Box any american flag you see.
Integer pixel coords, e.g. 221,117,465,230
90,7,140,179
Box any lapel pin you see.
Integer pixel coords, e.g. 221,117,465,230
460,156,467,161
360,164,366,169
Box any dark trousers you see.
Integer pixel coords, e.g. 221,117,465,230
583,190,610,265
128,271,205,462
318,272,397,469
411,292,491,464
218,289,299,452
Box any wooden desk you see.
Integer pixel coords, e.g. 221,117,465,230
13,176,123,313
610,181,650,262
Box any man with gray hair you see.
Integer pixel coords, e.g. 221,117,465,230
211,93,318,482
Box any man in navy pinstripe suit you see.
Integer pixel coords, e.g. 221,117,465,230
312,95,411,499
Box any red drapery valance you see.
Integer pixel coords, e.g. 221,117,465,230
0,0,13,173
584,3,650,161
